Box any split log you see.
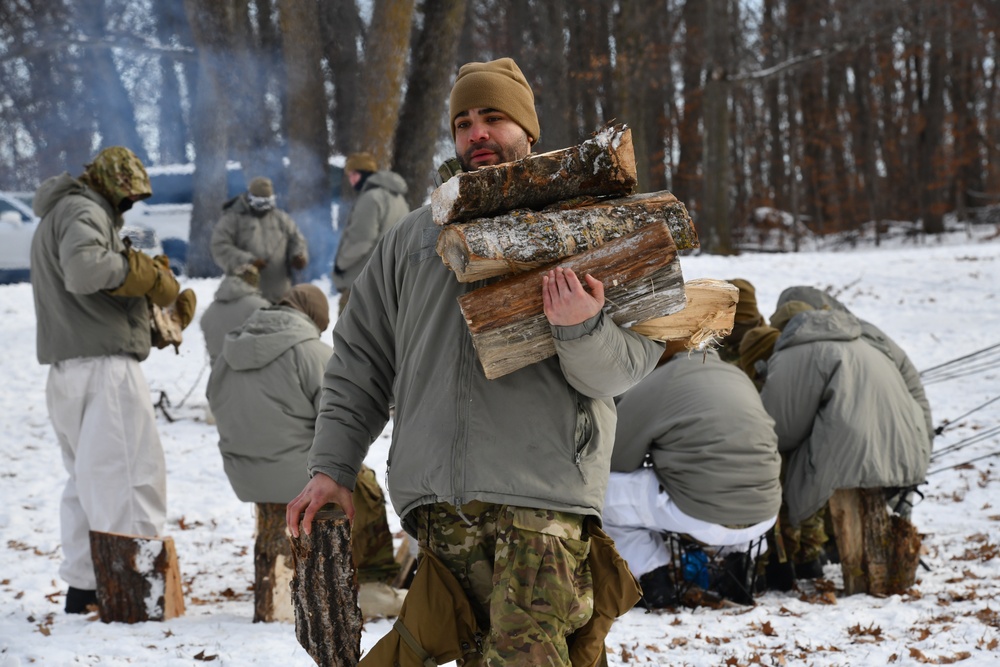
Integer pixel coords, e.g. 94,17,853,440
392,534,418,590
827,488,922,596
631,278,738,345
459,222,685,380
89,530,185,623
431,124,637,226
437,191,697,283
290,505,362,667
254,502,295,623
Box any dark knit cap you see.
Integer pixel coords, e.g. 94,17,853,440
738,326,781,379
449,57,540,142
279,284,330,333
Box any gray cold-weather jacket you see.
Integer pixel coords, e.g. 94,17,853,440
760,309,931,524
333,170,409,292
309,204,664,534
207,306,332,504
776,285,934,444
29,173,149,364
611,349,782,527
199,276,270,365
210,195,308,303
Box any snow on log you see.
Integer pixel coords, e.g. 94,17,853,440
437,191,697,283
631,278,738,345
431,124,637,226
90,531,185,623
290,505,362,666
458,222,685,379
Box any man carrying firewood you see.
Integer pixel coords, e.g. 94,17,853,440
287,57,663,665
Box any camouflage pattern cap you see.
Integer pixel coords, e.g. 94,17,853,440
84,146,152,208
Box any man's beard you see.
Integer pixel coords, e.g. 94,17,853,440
457,136,531,171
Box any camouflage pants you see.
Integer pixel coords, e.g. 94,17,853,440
779,504,829,564
415,501,594,667
351,465,400,584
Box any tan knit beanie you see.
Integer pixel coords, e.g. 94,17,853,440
729,278,765,325
248,177,274,198
345,152,378,174
737,326,781,380
770,300,814,332
449,57,540,143
279,284,330,333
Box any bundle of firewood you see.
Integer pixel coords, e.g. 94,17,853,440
433,124,735,379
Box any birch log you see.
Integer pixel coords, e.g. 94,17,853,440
290,505,362,667
458,223,685,379
431,124,637,225
437,191,697,282
90,531,185,624
631,278,738,345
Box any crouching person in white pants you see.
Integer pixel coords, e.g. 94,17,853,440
604,341,782,608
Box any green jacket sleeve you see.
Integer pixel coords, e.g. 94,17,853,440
59,206,128,294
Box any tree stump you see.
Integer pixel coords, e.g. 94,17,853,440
436,192,696,283
89,530,185,623
254,502,295,623
290,505,362,667
431,124,637,225
827,488,922,596
458,222,685,379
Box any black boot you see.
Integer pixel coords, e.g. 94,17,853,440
795,558,825,580
637,564,678,610
65,587,98,614
763,558,796,592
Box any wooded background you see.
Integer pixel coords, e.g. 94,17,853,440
1,0,997,277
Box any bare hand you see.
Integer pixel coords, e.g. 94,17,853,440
542,267,605,326
285,472,355,537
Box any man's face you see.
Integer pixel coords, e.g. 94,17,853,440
454,108,532,171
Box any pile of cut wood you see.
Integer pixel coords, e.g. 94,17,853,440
432,124,736,379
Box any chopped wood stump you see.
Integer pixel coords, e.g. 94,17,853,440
254,502,295,623
89,530,185,623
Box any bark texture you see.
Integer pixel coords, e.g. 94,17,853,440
254,502,295,623
90,531,185,624
290,505,361,666
432,125,637,226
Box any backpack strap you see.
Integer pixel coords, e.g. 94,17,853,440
392,617,437,667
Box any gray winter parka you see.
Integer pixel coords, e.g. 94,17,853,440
333,170,410,292
210,195,308,303
208,306,332,503
776,285,934,444
199,276,270,365
760,310,930,524
309,204,664,534
30,173,149,364
611,349,782,526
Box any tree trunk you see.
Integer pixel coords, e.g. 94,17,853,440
392,0,468,209
437,192,696,283
319,1,362,156
90,531,185,624
458,223,684,379
254,502,295,623
630,278,737,345
432,125,637,225
290,505,362,667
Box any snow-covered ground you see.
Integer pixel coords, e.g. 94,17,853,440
2,225,1000,666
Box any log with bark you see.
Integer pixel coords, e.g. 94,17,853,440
89,530,185,623
254,502,295,623
827,488,922,596
290,505,362,667
437,191,697,283
431,124,637,226
630,278,738,345
458,222,685,379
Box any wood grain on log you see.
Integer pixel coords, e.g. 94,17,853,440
254,502,294,623
290,505,362,667
437,191,697,283
90,531,185,624
631,278,738,345
458,223,685,379
431,124,637,226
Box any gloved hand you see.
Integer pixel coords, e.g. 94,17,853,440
174,289,197,329
251,257,268,270
291,254,308,271
108,250,180,307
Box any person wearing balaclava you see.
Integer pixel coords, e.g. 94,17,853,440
287,56,663,665
30,146,196,614
332,152,409,314
206,284,403,620
210,176,309,303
